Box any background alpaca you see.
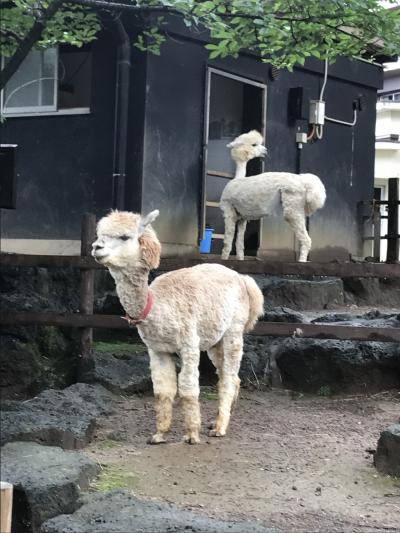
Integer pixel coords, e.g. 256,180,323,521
220,130,326,262
92,210,264,444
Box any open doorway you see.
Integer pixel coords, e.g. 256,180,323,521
201,68,266,256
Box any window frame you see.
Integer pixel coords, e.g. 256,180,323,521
1,48,59,115
0,46,91,117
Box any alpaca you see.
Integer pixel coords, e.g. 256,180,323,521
220,130,326,262
92,210,264,444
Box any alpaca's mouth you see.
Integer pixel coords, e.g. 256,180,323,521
92,252,108,263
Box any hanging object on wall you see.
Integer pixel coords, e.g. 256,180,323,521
0,144,17,209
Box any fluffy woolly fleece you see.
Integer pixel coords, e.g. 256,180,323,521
220,130,327,262
92,210,264,444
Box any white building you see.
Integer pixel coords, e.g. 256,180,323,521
374,66,400,261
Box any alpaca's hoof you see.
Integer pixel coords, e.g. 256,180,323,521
147,434,167,445
221,254,229,261
183,434,201,445
236,255,244,261
208,429,226,438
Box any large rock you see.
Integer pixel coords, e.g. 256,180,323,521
1,441,99,533
262,306,304,323
242,337,400,394
0,266,81,400
41,490,273,533
242,307,400,393
374,423,400,476
86,345,152,395
343,277,400,306
276,339,400,394
312,310,400,328
0,337,44,399
0,383,114,449
253,276,345,310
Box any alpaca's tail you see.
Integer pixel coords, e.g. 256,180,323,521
301,173,326,216
242,275,264,332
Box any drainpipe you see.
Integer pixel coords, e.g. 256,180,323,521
108,15,131,210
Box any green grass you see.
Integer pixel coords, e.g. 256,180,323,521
366,470,400,489
317,385,333,397
90,464,139,492
201,387,218,401
93,341,146,358
97,439,123,450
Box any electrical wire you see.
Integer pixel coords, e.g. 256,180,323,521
319,58,328,101
325,109,357,127
309,57,359,141
307,124,316,141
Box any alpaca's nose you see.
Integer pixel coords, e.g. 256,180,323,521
93,243,103,251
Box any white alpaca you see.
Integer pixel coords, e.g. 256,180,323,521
92,210,264,444
220,130,326,262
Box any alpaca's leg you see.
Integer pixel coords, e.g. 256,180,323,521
221,203,237,260
282,194,312,262
288,215,311,262
178,348,201,444
209,332,243,438
207,343,224,430
148,350,177,444
235,219,247,261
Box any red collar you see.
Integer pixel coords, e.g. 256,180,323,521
121,292,153,327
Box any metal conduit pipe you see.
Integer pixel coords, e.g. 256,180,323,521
108,14,131,209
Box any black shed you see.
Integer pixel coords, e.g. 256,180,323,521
0,16,382,261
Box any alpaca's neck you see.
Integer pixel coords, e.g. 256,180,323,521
233,160,248,179
109,266,150,319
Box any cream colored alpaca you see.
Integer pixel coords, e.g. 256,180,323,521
220,130,326,262
92,210,264,444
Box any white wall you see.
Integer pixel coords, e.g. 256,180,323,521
374,102,400,260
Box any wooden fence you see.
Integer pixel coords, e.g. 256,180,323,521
1,213,400,369
363,177,400,262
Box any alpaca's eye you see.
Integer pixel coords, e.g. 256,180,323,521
252,143,258,147
119,235,130,241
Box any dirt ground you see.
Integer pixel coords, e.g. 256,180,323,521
87,388,400,533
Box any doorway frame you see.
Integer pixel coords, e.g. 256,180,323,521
200,67,267,246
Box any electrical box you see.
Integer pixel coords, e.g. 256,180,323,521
288,87,310,121
309,100,325,125
296,132,308,144
0,144,17,209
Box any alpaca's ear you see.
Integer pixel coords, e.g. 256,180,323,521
139,209,159,235
227,138,242,148
139,231,161,270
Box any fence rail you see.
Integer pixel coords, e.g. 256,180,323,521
1,253,400,278
1,311,399,343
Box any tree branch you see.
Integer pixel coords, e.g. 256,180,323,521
0,28,23,43
0,0,64,90
70,0,362,26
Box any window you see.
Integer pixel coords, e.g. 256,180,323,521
2,48,58,113
1,45,92,116
379,92,400,102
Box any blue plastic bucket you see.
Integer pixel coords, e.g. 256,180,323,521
199,228,214,253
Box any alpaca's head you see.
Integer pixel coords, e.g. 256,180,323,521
227,130,267,162
92,210,161,270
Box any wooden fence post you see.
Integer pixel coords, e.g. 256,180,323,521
386,178,399,263
372,201,381,261
78,213,96,378
0,482,13,533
